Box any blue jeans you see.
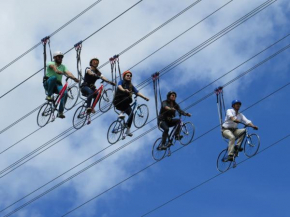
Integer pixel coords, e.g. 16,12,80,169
81,86,98,108
43,76,67,113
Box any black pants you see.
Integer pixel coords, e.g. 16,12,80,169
159,119,180,145
114,98,133,128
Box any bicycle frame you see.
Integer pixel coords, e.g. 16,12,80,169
220,126,250,168
161,115,183,156
90,84,104,109
49,77,70,120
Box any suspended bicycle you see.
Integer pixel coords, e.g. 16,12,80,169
37,76,77,127
216,124,260,172
107,95,149,144
152,114,195,161
72,80,114,129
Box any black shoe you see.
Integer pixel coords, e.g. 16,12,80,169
57,112,65,119
158,144,167,150
175,135,183,141
227,155,234,162
235,145,243,152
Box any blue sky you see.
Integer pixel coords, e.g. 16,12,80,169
0,0,289,217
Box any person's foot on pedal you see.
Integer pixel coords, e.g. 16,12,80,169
159,144,167,150
86,107,92,114
126,128,133,137
235,145,243,152
91,108,96,113
118,112,125,118
46,96,52,101
175,134,183,141
57,112,65,119
227,155,234,161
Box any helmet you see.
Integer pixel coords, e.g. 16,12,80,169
232,99,242,107
90,57,99,66
167,91,177,100
122,70,132,79
53,51,64,58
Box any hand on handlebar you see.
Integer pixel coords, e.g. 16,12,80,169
186,113,191,117
144,97,149,101
73,78,80,83
252,125,258,130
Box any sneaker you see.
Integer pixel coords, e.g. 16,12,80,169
126,129,133,137
175,135,183,141
118,113,125,118
86,107,92,114
159,144,167,150
46,96,52,101
91,108,96,114
57,112,65,119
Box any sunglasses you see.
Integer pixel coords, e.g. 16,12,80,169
56,56,63,59
125,74,132,77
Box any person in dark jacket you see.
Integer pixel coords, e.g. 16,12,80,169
81,57,115,113
158,91,191,149
113,70,149,136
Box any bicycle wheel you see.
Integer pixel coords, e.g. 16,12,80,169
217,149,232,172
72,105,88,129
37,102,52,127
107,120,123,144
152,138,167,161
65,85,79,110
244,133,260,157
99,88,114,113
179,122,195,146
133,104,149,129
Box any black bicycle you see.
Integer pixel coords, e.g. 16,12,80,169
107,96,149,144
152,115,195,161
217,125,260,172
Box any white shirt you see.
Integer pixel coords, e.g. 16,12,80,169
222,108,251,129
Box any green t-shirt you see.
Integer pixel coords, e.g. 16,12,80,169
46,62,69,82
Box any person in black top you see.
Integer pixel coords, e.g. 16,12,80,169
158,91,191,149
113,70,149,137
81,57,115,113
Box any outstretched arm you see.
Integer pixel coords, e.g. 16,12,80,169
137,92,149,101
100,75,115,86
65,70,79,82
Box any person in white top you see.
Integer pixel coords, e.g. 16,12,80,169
222,99,258,161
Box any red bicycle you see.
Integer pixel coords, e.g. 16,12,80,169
72,81,114,129
37,76,78,127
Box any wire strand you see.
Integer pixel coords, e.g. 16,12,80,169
0,0,103,75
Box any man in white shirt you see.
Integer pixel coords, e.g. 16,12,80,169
222,100,258,161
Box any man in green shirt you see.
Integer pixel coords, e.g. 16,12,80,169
43,51,79,118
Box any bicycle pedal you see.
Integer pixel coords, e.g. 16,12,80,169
122,136,126,140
